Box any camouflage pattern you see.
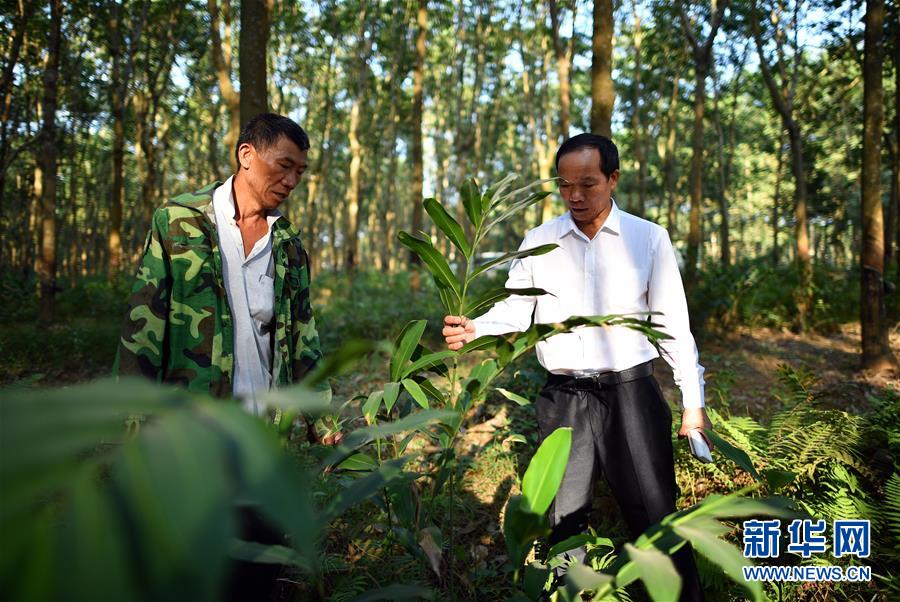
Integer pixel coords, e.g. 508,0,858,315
115,182,325,398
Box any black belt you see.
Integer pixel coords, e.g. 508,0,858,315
546,360,653,390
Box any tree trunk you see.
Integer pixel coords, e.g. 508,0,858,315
677,0,727,285
772,129,785,265
629,2,645,217
549,0,572,138
664,74,680,237
591,0,614,136
106,0,149,278
37,0,63,321
410,0,426,266
860,0,893,370
888,0,900,308
344,98,362,271
751,0,811,331
239,0,272,125
208,0,240,170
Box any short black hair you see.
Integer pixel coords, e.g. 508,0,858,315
235,113,310,165
555,133,619,178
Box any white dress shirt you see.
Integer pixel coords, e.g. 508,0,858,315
473,201,705,408
213,176,280,414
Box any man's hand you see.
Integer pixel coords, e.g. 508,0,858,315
678,407,713,448
442,315,476,351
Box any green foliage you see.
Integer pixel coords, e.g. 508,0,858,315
690,258,860,333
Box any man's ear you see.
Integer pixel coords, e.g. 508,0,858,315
608,169,620,189
237,143,255,170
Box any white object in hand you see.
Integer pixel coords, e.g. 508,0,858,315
688,429,713,463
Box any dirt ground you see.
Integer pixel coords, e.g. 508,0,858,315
655,322,900,419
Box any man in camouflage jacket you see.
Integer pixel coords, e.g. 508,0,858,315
115,114,324,405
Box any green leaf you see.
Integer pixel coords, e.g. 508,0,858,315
401,379,430,409
673,517,766,601
624,543,682,602
520,427,572,515
523,562,551,600
424,197,471,258
704,429,761,481
383,382,401,413
391,320,428,382
502,495,550,567
323,410,457,467
325,457,411,520
470,244,559,280
400,350,456,379
416,379,446,405
504,434,527,445
674,518,764,602
362,391,383,424
397,231,461,304
763,469,796,491
547,534,614,559
229,540,311,571
496,387,532,406
304,339,377,387
349,583,434,601
463,287,549,316
482,190,552,235
458,335,505,354
460,178,483,228
336,453,378,472
560,563,613,601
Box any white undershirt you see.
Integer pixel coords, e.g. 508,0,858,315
213,176,280,414
473,201,705,408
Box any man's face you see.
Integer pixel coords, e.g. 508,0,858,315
238,135,308,210
557,147,619,227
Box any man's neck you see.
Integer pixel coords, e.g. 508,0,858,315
574,202,612,240
231,172,267,225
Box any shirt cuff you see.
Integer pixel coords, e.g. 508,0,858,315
679,379,705,409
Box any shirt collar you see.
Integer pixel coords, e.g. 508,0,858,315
560,199,622,239
214,175,282,227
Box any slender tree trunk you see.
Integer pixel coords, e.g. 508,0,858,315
860,0,893,370
410,0,426,266
239,0,273,125
209,0,240,170
629,3,645,217
106,0,149,278
344,99,362,271
664,74,680,237
772,129,785,265
549,0,572,138
591,0,614,136
677,0,727,285
751,0,811,331
888,0,900,308
37,0,62,321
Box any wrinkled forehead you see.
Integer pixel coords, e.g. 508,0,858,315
257,136,308,164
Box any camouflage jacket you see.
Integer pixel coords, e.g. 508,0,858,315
115,182,324,397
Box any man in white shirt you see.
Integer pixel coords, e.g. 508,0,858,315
443,134,708,599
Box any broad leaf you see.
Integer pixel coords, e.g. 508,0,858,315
400,350,456,379
496,387,532,406
325,457,411,520
673,518,764,602
463,287,549,316
397,231,461,304
624,543,681,602
546,534,614,559
362,391,384,424
560,563,613,601
424,197,470,258
391,320,428,382
229,541,311,571
337,453,378,472
383,382,401,413
520,427,572,515
470,244,559,280
460,178,483,228
502,495,550,568
401,379,430,409
705,429,761,481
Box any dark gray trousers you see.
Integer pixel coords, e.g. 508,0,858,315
536,368,704,601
